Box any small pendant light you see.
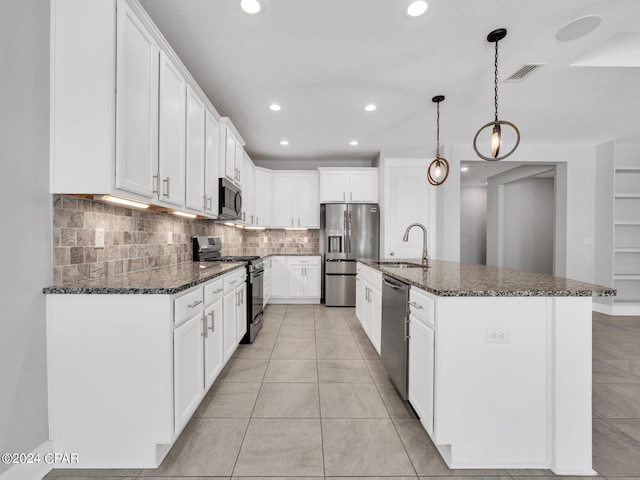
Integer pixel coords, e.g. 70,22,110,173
473,28,520,161
427,95,449,186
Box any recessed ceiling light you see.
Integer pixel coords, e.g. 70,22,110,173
280,140,289,146
364,104,377,112
349,140,359,146
557,16,601,42
269,104,281,112
406,0,428,17
461,167,469,172
240,0,262,14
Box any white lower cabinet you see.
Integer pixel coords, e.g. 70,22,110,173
355,262,383,353
268,256,321,304
263,258,272,306
46,267,246,467
407,287,436,437
173,311,205,434
236,282,247,340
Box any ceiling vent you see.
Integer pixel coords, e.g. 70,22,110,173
504,63,545,82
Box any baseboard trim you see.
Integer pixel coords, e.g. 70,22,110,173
268,298,320,305
0,440,54,480
593,302,640,316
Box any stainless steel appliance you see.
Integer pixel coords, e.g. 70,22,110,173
320,203,379,306
192,236,263,343
380,275,410,399
218,178,242,219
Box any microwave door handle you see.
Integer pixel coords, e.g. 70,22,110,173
234,191,242,217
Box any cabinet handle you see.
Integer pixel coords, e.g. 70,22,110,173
350,192,353,201
208,196,213,212
365,287,369,302
162,177,170,198
243,212,246,221
256,216,259,224
405,316,411,340
208,310,215,332
153,174,159,196
203,194,208,211
202,314,208,338
213,288,223,294
298,218,300,227
251,215,254,223
291,218,294,226
188,299,203,308
409,301,423,310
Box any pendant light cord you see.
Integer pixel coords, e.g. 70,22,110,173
436,100,440,158
494,39,499,122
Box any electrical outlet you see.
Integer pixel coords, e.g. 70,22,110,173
486,328,510,344
584,238,594,246
95,228,105,248
167,231,173,245
303,237,308,243
263,236,268,243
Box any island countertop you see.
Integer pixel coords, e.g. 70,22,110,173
358,258,616,297
43,261,246,295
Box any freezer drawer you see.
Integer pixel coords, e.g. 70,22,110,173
325,274,356,306
325,259,357,275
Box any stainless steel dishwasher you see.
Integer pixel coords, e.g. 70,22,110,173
380,275,410,399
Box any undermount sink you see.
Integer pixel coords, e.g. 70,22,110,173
375,261,429,269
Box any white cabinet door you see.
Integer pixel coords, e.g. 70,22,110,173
236,282,247,340
288,266,305,297
185,86,206,212
408,315,435,436
235,142,244,187
370,286,382,354
222,126,236,182
254,169,273,227
204,112,219,216
158,52,186,207
349,170,378,202
319,170,348,202
174,312,204,434
223,289,237,363
242,155,254,224
304,265,321,297
270,256,288,297
296,173,319,228
115,1,158,198
355,276,366,324
203,299,224,390
272,173,296,228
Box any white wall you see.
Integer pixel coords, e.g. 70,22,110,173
503,178,555,274
445,144,596,284
460,187,487,265
0,0,51,475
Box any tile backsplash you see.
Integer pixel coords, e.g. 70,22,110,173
53,195,319,283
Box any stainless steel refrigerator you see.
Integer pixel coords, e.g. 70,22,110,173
320,203,380,306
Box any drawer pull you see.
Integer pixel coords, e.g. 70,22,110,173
230,280,237,285
409,301,423,310
213,288,223,294
188,299,203,309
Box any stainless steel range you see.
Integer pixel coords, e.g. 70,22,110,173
192,236,264,343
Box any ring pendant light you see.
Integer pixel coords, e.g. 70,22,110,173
427,95,449,186
473,28,521,161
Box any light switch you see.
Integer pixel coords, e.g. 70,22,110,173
95,228,104,248
303,237,308,243
168,231,173,245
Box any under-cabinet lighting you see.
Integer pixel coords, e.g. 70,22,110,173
235,224,245,229
224,222,236,227
461,167,469,172
97,195,149,209
285,228,308,231
245,226,266,230
174,211,197,219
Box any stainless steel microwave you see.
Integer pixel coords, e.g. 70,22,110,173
218,178,242,219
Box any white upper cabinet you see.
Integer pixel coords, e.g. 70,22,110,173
219,121,245,188
242,154,255,224
158,51,186,207
115,1,158,198
204,112,219,216
254,168,273,227
235,142,244,188
185,85,206,212
319,168,378,203
296,172,320,228
271,172,319,228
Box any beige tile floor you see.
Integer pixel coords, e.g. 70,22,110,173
47,306,640,480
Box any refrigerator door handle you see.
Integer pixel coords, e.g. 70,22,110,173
343,209,349,255
347,210,352,254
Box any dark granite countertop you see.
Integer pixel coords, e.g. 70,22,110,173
43,262,246,295
358,258,616,297
261,253,320,258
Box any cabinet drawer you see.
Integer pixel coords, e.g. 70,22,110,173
224,271,242,291
204,278,224,307
286,256,321,266
409,288,436,327
175,287,204,325
369,269,382,292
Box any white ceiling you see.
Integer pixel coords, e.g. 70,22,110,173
139,0,640,164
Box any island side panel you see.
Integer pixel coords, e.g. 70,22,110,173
550,296,594,475
435,296,548,468
47,294,173,468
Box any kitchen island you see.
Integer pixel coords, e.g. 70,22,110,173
357,259,615,475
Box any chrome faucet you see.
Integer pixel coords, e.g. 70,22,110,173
402,223,429,265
